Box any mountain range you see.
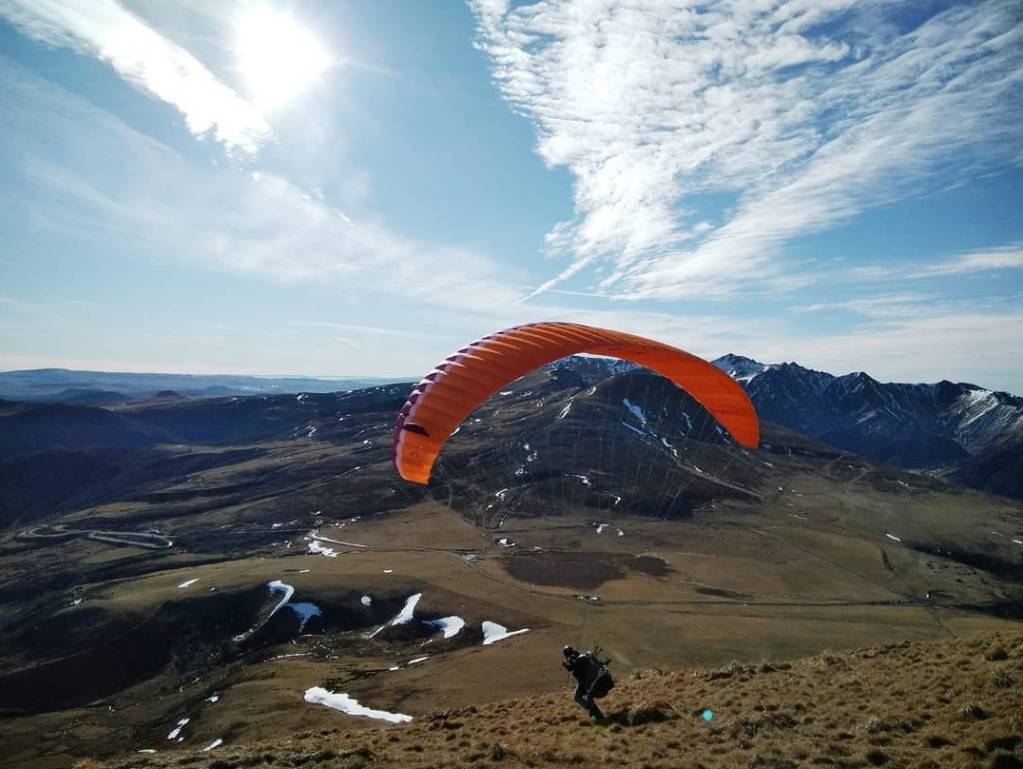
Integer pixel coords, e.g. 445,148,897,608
711,354,1023,500
3,354,1021,502
0,368,407,403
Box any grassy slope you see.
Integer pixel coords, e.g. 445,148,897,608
85,631,1023,769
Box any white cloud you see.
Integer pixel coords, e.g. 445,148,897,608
913,243,1023,277
838,243,1023,281
0,64,523,315
294,322,436,340
472,0,1023,300
774,310,1023,390
0,0,269,153
795,293,936,320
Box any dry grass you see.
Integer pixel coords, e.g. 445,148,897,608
95,630,1023,769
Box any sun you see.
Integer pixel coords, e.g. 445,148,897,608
236,5,331,111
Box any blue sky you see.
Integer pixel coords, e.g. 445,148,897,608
0,0,1021,391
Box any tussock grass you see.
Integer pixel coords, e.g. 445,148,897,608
91,630,1021,769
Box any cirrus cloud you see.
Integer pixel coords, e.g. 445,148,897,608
0,0,270,154
472,0,1023,300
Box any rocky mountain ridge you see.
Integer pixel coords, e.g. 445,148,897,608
702,354,1023,499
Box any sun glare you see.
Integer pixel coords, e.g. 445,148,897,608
236,5,330,111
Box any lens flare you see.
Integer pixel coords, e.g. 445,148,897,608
236,5,330,110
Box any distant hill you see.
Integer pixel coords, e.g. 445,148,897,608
46,388,132,406
151,390,185,400
0,368,409,402
0,399,160,456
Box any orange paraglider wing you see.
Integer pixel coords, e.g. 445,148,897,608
392,322,758,484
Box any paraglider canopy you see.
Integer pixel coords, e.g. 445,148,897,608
392,322,758,484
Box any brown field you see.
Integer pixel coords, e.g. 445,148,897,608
2,479,1019,769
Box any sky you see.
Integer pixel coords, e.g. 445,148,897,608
0,0,1021,392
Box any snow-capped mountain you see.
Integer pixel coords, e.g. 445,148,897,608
544,355,640,384
712,354,1023,496
712,354,768,383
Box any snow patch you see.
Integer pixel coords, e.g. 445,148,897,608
391,593,421,625
311,529,368,548
595,523,609,535
885,533,902,543
623,398,647,426
267,580,295,619
202,738,223,752
481,621,530,645
288,602,322,633
205,694,219,704
361,595,372,606
167,718,189,740
425,616,465,638
369,593,421,638
308,540,338,558
177,579,199,588
407,656,429,666
304,688,412,723
234,580,299,642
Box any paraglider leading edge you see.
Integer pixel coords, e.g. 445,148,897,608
391,321,759,484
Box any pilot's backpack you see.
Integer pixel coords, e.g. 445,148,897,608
590,660,614,699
